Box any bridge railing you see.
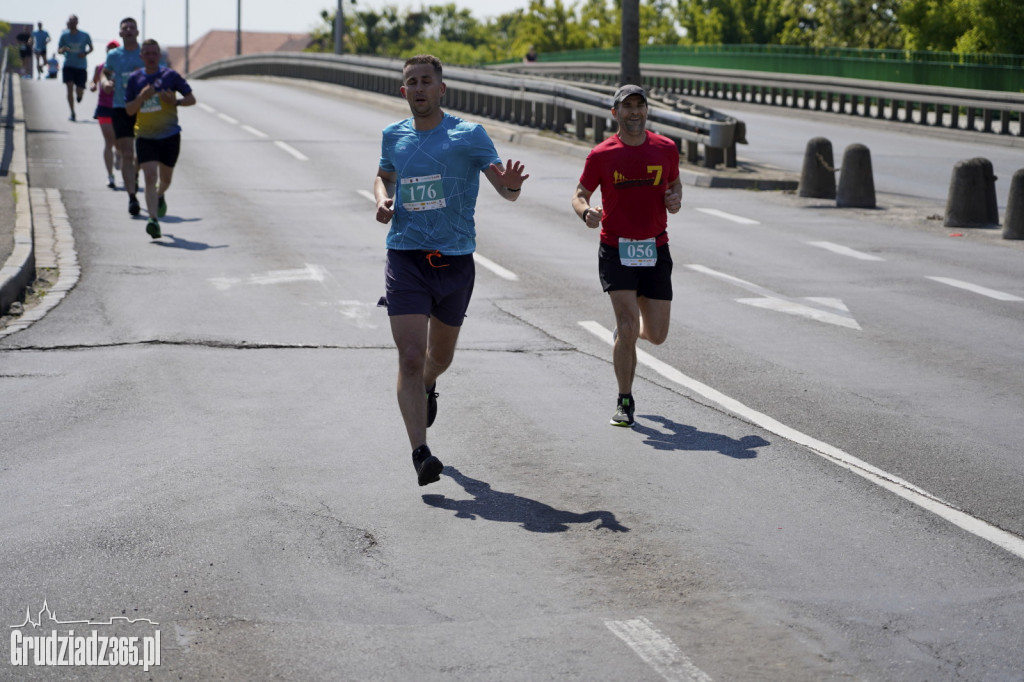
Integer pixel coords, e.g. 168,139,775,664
496,61,1024,138
190,53,743,168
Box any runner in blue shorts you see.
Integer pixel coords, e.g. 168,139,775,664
373,54,529,486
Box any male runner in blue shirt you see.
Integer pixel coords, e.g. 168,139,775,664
101,17,144,216
57,15,92,121
373,54,529,486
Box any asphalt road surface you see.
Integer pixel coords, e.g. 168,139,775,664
2,75,1022,681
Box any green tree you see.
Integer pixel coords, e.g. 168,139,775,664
900,0,1024,54
775,0,902,48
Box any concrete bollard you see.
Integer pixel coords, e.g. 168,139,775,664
1001,169,1024,239
945,157,999,228
836,144,876,208
798,137,836,199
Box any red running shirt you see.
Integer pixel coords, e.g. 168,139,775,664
578,131,680,247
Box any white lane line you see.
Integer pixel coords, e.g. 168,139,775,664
197,103,216,113
217,113,239,125
473,253,518,281
241,124,268,138
606,617,712,682
274,141,309,161
578,320,1024,561
354,189,520,280
695,208,760,225
926,276,1023,302
808,241,885,261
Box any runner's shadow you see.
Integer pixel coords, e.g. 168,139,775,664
151,233,228,251
422,466,629,533
634,415,769,459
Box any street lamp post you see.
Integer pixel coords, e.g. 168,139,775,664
236,0,242,56
185,0,190,73
334,0,344,54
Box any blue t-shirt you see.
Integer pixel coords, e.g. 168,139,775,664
31,29,49,52
58,30,91,69
379,113,501,255
104,47,143,108
125,67,192,140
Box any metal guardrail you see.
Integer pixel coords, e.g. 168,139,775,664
519,45,1024,92
190,53,742,168
0,49,8,119
497,61,1024,138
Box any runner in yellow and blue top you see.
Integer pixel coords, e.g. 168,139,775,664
373,54,529,487
125,39,195,240
102,17,144,216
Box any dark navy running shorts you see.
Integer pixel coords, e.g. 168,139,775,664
135,133,181,167
111,108,136,139
380,249,475,327
598,242,673,300
62,66,87,89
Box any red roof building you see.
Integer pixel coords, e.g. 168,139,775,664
166,29,313,75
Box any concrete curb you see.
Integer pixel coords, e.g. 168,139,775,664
0,76,35,317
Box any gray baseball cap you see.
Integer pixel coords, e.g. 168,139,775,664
613,84,647,107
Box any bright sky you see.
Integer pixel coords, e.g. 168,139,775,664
18,0,529,73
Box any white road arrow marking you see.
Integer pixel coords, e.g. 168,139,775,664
210,264,327,290
686,264,861,329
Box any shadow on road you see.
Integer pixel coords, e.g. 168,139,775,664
151,233,228,251
634,414,769,459
422,466,630,533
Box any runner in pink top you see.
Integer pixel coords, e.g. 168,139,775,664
89,40,122,188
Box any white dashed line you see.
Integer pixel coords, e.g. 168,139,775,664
472,253,518,281
217,113,239,125
273,141,309,161
926,276,1022,301
577,320,1024,561
606,617,712,682
197,103,216,113
808,241,885,261
241,125,268,138
356,190,376,203
695,208,760,225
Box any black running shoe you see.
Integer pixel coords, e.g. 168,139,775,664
157,195,167,218
610,395,635,427
412,445,443,486
426,383,438,428
128,194,140,216
146,219,161,239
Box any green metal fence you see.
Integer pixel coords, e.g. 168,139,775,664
536,45,1024,93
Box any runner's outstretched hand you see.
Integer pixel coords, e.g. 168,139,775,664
489,159,530,190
